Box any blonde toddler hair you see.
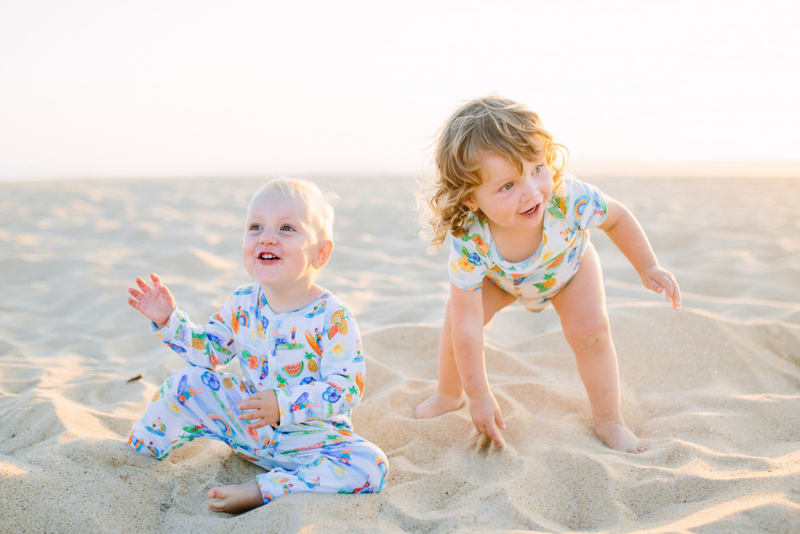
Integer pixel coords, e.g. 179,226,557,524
421,94,568,252
249,178,338,242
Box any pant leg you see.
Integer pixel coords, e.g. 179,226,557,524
129,366,269,460
256,429,389,503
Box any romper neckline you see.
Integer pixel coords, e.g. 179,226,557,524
480,214,547,272
256,285,331,321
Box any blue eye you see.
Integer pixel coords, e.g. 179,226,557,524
249,224,262,231
281,225,295,232
534,165,544,174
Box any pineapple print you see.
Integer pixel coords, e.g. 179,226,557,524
276,374,288,389
328,308,349,338
533,273,557,293
304,352,319,373
191,335,206,351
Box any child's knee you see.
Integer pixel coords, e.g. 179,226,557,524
165,366,221,393
566,322,612,353
357,443,389,492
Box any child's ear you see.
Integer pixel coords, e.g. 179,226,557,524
313,240,333,269
464,195,478,212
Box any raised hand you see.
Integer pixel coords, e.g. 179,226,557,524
127,273,176,328
639,265,681,310
238,389,280,430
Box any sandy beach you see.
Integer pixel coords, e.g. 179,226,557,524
1,174,799,533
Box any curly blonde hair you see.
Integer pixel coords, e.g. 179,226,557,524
420,94,568,252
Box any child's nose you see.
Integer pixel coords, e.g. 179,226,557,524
521,177,538,200
259,229,278,244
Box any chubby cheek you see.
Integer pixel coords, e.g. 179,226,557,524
241,238,256,269
242,234,257,251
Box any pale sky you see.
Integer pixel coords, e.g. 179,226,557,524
1,0,798,181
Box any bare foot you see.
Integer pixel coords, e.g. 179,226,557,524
208,481,263,514
415,392,466,419
595,421,649,453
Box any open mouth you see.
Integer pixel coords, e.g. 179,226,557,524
258,252,280,261
521,203,540,216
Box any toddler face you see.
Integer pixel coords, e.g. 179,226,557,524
242,191,325,290
467,152,553,233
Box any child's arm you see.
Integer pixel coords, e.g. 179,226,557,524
450,284,506,446
127,273,175,328
127,273,237,368
598,197,681,309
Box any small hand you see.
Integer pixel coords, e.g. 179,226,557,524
468,392,506,446
127,273,176,327
640,265,681,310
238,389,280,430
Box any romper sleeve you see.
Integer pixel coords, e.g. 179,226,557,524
448,218,490,291
563,174,608,231
151,294,238,370
274,304,366,427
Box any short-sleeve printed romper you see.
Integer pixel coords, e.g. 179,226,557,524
448,174,608,311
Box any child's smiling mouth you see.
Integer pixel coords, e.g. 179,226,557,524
258,252,280,262
521,202,541,217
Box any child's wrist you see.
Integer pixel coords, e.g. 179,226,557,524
153,307,176,329
464,383,492,400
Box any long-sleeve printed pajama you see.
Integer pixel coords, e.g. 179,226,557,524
128,285,388,503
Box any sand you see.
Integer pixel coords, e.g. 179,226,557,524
1,174,799,533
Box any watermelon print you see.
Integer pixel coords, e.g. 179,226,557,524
283,361,304,377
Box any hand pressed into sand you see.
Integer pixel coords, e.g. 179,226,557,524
127,273,176,328
238,389,280,429
468,391,506,447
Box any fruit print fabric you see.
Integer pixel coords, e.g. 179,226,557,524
448,174,608,311
128,286,388,503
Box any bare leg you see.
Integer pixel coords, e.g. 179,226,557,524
415,279,516,419
208,481,263,514
551,247,648,453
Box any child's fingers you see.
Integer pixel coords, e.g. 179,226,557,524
136,276,151,293
643,277,663,294
238,398,257,415
246,420,269,430
238,408,258,421
667,278,682,309
151,273,163,288
485,422,504,447
127,297,139,309
652,271,681,309
495,409,506,431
